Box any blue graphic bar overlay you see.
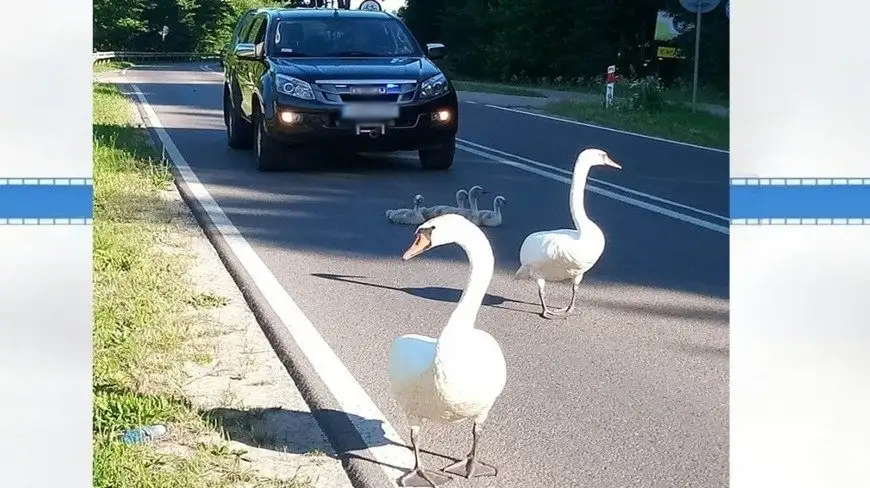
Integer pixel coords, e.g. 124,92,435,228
731,178,870,225
0,178,93,224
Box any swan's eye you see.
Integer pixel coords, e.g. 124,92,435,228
416,226,435,241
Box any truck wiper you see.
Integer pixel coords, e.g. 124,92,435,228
327,50,383,57
278,52,314,57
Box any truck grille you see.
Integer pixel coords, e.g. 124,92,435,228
339,94,400,103
314,80,418,104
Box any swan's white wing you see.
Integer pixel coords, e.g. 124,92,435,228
434,329,507,415
543,232,590,267
388,334,436,387
519,229,580,265
517,229,591,280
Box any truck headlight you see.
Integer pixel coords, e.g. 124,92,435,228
276,74,314,100
419,73,449,99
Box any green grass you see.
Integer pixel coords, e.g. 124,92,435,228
93,61,134,73
92,82,312,488
186,292,230,309
452,80,546,98
453,75,729,108
544,99,730,150
567,80,729,108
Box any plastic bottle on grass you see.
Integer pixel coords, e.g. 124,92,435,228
120,424,167,445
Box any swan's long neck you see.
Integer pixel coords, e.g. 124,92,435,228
569,164,593,229
456,192,468,209
439,229,494,340
469,193,481,213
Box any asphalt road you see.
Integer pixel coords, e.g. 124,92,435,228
112,63,729,488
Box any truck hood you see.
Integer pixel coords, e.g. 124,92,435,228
270,57,441,82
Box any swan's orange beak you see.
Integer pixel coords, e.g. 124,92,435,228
402,230,432,261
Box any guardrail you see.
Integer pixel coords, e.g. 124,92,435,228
92,51,220,64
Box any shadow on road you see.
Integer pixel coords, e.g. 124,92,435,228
205,406,342,455
204,406,460,469
312,272,729,324
311,272,537,308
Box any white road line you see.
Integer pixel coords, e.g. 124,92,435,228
127,83,410,486
456,142,730,235
458,138,729,223
125,64,173,69
481,104,730,154
199,63,219,74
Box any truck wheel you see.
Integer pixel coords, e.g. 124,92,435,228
419,139,455,170
225,87,253,149
254,109,285,171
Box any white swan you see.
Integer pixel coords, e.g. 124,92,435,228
386,194,426,225
450,185,488,224
389,214,506,487
515,148,622,319
476,196,506,228
420,189,469,220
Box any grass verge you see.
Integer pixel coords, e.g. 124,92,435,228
92,82,311,488
452,80,545,98
93,61,134,73
543,99,729,150
452,76,728,108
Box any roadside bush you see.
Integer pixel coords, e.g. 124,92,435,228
624,76,666,113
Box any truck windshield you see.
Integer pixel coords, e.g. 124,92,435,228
271,17,422,58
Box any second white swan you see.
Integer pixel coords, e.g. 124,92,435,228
515,148,621,319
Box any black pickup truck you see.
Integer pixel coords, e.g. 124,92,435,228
221,5,459,171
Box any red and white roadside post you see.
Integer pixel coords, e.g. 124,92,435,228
605,65,617,107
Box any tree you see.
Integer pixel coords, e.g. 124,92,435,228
93,0,149,51
399,0,728,92
93,0,282,53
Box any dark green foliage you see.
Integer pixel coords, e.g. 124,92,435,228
93,0,728,92
93,0,282,54
402,0,728,93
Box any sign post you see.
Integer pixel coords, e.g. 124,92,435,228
679,0,721,112
160,25,169,52
605,65,617,107
691,5,702,112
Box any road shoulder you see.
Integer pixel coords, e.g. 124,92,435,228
94,77,354,488
126,88,355,488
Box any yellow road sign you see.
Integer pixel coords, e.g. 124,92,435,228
657,46,683,59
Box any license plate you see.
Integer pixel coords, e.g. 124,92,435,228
341,103,399,120
350,86,385,95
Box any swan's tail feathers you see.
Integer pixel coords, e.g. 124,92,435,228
515,265,532,279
